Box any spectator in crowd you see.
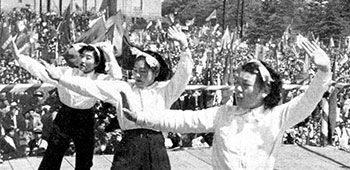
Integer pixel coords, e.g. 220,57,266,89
2,102,26,147
0,127,26,160
28,128,47,156
121,37,331,170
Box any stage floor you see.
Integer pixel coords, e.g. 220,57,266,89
1,145,349,170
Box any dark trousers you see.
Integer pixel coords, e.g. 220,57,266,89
38,105,95,170
111,128,171,170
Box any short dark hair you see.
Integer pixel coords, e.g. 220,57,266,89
79,45,106,74
137,50,172,82
241,60,282,109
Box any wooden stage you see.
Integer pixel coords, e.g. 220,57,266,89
0,145,349,170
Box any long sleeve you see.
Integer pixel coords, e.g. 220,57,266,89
136,106,220,133
278,70,332,130
160,49,194,108
59,75,131,104
106,59,123,80
17,54,66,86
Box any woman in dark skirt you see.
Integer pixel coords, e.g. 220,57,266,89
12,40,122,170
45,26,193,170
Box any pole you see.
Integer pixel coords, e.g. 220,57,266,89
236,0,240,37
223,0,226,30
59,0,62,15
47,0,51,12
240,0,244,38
39,0,42,14
84,0,87,13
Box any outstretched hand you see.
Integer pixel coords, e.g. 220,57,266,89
297,35,330,72
122,108,137,122
40,59,60,82
168,26,188,48
120,91,137,122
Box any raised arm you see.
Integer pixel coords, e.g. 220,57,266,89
93,41,123,80
11,38,64,85
162,26,194,108
279,36,332,130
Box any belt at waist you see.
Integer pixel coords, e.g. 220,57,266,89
123,128,161,136
60,103,93,112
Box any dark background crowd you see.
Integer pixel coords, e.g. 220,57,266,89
0,6,350,163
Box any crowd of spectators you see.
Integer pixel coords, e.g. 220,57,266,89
0,7,350,163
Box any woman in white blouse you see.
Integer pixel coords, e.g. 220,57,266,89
122,37,332,170
12,40,122,170
44,26,193,170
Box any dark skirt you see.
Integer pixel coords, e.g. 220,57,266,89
38,104,95,170
111,128,171,170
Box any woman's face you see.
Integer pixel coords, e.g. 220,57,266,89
79,50,98,73
132,59,157,88
234,71,266,109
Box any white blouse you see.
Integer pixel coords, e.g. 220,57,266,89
135,71,331,170
58,49,193,130
17,55,120,109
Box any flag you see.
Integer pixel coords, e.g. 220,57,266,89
88,16,103,28
282,24,291,52
329,37,335,48
167,13,175,24
315,35,320,46
146,20,153,30
0,22,12,51
105,11,125,56
185,17,195,26
99,0,117,17
346,36,350,53
105,11,135,70
205,9,217,22
75,17,106,44
99,0,108,12
105,11,123,30
155,19,162,30
211,24,220,35
230,38,241,52
58,3,74,47
200,49,209,68
220,26,231,51
75,3,83,13
338,54,348,66
255,43,263,60
222,53,231,85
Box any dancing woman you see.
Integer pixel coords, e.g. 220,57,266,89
12,40,121,170
44,26,193,170
122,37,332,170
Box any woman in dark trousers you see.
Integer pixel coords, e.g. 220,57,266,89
12,40,121,170
44,26,192,170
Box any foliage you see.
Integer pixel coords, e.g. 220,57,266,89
162,0,350,45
